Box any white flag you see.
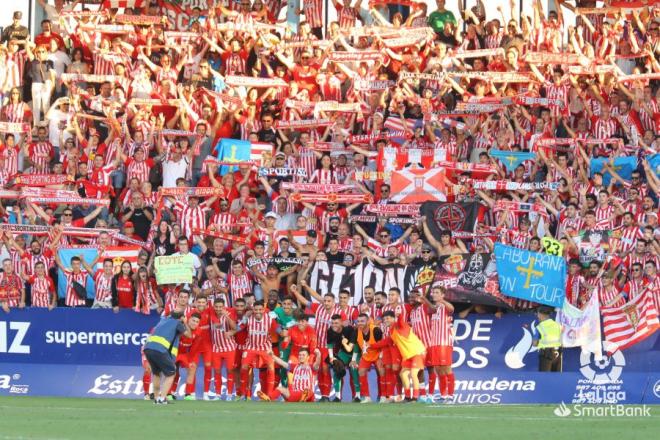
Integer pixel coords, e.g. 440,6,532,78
557,293,602,360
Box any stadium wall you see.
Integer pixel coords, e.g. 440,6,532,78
0,309,658,404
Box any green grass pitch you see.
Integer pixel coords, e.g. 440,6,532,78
0,397,657,440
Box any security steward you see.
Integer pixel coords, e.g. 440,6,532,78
144,311,200,404
532,306,562,372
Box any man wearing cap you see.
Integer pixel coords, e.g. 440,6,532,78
1,12,29,44
532,306,563,372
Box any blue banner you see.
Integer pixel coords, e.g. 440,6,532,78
1,309,657,404
215,138,251,175
490,150,537,173
57,249,98,299
494,243,567,307
590,156,637,185
647,153,660,179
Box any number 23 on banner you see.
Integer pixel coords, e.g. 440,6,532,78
541,237,564,256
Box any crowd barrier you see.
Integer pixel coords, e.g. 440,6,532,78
1,309,657,404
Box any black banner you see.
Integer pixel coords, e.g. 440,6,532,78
432,253,517,309
420,202,480,236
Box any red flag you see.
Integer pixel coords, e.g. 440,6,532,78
602,287,659,352
390,168,447,203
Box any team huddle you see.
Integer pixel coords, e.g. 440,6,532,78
143,284,455,404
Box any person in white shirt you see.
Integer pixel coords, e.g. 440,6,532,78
162,142,192,188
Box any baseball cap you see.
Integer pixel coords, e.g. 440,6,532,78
275,151,286,158
265,211,278,219
422,243,433,252
13,11,22,19
124,221,134,228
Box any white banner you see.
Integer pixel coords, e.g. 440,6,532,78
557,294,603,360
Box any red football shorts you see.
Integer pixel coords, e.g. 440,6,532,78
382,346,402,366
427,346,453,367
358,357,379,370
401,354,425,369
212,350,238,369
189,349,213,366
176,351,193,369
242,350,274,369
287,389,315,402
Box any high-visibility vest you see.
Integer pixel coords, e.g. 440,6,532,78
536,319,562,349
356,324,380,362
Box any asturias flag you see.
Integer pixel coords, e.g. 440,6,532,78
489,150,536,173
494,243,567,308
215,138,252,175
590,156,637,186
647,153,660,179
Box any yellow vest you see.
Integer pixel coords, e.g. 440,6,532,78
357,324,379,362
536,319,562,349
391,327,426,360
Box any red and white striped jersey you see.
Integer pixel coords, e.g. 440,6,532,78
125,158,152,183
597,284,626,309
623,278,647,300
244,313,274,351
211,312,238,352
93,51,128,76
484,31,503,49
28,141,54,173
21,251,53,277
429,304,453,347
544,82,570,116
313,207,347,233
296,146,318,179
0,144,19,177
210,212,236,232
227,272,252,305
594,205,615,229
151,67,177,85
310,303,341,347
94,270,113,302
2,102,31,122
409,305,432,347
291,363,315,391
7,50,28,84
591,117,617,139
309,169,337,184
28,276,54,308
337,5,358,29
63,270,88,307
616,226,643,253
302,0,323,28
639,99,657,132
174,201,209,239
223,52,247,76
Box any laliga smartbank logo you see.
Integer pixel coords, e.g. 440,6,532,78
553,401,651,418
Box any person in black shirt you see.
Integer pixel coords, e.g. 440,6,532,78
1,12,29,43
325,237,345,264
257,112,282,147
120,192,154,240
197,236,233,275
326,315,360,402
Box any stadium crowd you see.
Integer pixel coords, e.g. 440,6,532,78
0,0,659,403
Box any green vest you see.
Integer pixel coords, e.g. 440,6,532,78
536,319,562,349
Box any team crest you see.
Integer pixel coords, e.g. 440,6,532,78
622,303,640,330
442,254,466,274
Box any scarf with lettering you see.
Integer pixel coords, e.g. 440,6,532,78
281,182,356,193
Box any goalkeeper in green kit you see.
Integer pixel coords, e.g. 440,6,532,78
326,314,361,402
271,294,297,386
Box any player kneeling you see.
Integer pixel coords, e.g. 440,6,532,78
257,347,320,402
